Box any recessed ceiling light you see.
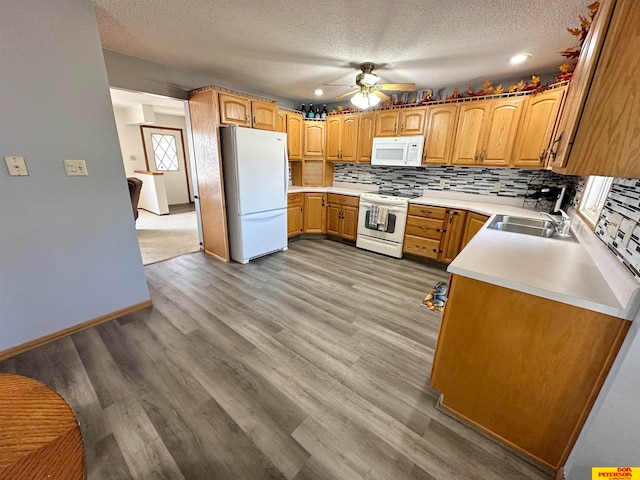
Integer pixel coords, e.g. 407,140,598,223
509,54,532,64
313,89,323,96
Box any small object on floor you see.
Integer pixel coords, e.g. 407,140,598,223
422,282,448,313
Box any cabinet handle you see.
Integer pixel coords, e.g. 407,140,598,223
539,149,547,163
393,123,397,134
420,209,432,214
253,115,257,124
246,114,250,124
474,152,479,162
415,245,425,250
401,123,405,132
549,133,562,160
419,226,429,230
480,150,486,161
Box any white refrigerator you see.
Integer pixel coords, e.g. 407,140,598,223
220,126,288,264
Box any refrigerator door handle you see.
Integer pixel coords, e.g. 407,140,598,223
284,144,288,203
242,210,286,221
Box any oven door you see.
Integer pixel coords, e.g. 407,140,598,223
357,200,407,244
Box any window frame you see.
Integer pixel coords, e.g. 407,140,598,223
578,176,613,229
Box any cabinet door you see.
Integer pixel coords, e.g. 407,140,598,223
424,105,458,165
219,93,251,127
341,206,359,241
303,193,326,233
460,212,489,251
303,122,325,158
451,102,490,165
375,111,400,137
287,113,303,160
482,98,525,166
325,117,342,161
287,204,303,237
341,115,359,161
439,209,467,263
326,204,341,236
276,111,287,133
512,87,566,168
400,107,427,136
357,112,376,163
251,100,277,131
549,0,616,170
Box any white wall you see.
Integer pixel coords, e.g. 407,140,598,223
565,315,640,478
0,0,150,352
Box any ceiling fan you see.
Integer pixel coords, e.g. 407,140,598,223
331,63,416,108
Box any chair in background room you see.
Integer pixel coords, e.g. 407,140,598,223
127,177,143,221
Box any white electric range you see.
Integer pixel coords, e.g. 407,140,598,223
356,191,416,258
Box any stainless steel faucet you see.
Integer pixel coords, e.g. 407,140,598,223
539,209,571,237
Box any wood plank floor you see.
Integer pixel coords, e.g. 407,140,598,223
0,239,552,480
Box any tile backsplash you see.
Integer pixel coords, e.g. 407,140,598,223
334,164,574,201
595,178,640,281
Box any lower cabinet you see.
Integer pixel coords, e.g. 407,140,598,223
403,204,466,263
326,194,359,241
460,212,490,251
303,193,326,233
287,193,303,237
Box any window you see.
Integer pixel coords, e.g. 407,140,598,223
151,133,179,171
579,176,613,227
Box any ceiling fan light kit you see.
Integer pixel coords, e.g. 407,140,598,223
338,63,416,109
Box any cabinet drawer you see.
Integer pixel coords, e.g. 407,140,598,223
327,193,359,207
405,216,445,240
288,193,303,205
408,204,447,220
403,235,441,259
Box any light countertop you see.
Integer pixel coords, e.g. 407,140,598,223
288,183,376,196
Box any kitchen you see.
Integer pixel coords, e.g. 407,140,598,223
1,0,633,478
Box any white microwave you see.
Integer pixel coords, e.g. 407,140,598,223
371,136,424,167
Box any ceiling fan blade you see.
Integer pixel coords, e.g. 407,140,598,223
373,91,390,102
321,83,356,87
335,89,360,100
378,83,416,91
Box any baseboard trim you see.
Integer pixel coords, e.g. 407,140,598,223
0,299,153,362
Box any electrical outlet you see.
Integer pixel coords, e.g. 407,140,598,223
622,220,637,248
129,155,137,161
606,212,623,238
358,173,363,181
439,179,446,188
492,182,501,192
64,159,88,176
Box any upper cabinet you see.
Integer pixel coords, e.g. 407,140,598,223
276,110,287,133
550,0,640,177
287,112,303,160
451,98,524,167
511,87,567,168
303,120,325,159
423,104,459,165
219,92,277,131
326,114,358,162
357,112,376,163
374,107,427,137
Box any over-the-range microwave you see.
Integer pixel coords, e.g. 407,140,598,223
371,136,425,167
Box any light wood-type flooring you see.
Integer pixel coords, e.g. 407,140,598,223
0,238,552,480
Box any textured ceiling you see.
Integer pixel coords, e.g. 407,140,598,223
95,0,589,103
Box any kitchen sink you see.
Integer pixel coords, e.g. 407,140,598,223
487,215,578,242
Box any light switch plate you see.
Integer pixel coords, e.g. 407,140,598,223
64,159,88,176
607,212,623,238
5,156,28,176
439,179,446,188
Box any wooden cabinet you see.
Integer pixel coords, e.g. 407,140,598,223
431,274,629,471
325,194,359,241
219,93,251,127
303,121,325,159
451,98,524,166
326,114,358,162
218,93,277,131
459,212,490,251
550,0,640,177
287,193,303,237
439,209,468,263
375,107,427,137
287,113,303,161
423,104,459,165
276,110,287,133
303,193,326,233
357,112,376,163
511,87,567,168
